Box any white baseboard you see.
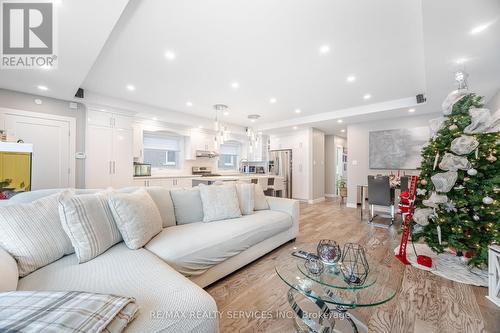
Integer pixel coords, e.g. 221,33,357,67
308,197,325,204
325,193,337,198
346,202,357,208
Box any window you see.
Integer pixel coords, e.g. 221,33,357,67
143,132,182,169
218,142,241,170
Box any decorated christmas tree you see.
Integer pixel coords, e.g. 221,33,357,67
413,76,500,267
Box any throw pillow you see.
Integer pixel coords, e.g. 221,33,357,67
236,183,255,215
58,190,122,263
108,189,162,250
0,194,74,277
199,183,242,222
254,184,270,210
170,187,204,224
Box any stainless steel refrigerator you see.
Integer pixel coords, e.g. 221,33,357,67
268,149,292,198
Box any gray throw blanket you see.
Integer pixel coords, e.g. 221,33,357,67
0,291,139,333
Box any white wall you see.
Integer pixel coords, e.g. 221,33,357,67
346,113,440,207
0,88,86,187
325,135,346,196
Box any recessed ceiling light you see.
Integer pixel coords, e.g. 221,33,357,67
455,58,468,64
250,119,256,123
152,117,158,121
198,125,203,129
470,23,490,35
248,114,260,122
319,44,330,55
231,82,239,89
293,126,298,130
341,129,345,133
346,75,356,83
126,85,135,91
269,97,277,104
337,119,343,123
363,94,371,100
408,108,416,113
37,85,48,91
295,109,302,114
223,111,229,116
186,101,193,107
164,50,176,60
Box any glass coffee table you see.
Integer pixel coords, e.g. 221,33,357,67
275,243,397,333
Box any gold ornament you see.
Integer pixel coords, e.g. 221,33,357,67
486,154,497,162
421,179,428,185
448,124,458,131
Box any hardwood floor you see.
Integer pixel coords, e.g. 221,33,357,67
206,198,499,333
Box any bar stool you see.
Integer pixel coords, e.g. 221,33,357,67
267,177,285,197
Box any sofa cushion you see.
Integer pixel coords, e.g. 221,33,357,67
120,186,176,228
145,210,293,276
170,187,204,225
0,194,74,277
199,184,241,222
236,183,254,215
254,185,270,210
17,243,218,333
58,190,122,263
0,247,18,292
108,189,163,250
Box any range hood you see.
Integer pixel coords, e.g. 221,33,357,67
195,150,220,158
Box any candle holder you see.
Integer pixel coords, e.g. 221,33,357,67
339,243,370,286
304,256,325,275
317,239,341,265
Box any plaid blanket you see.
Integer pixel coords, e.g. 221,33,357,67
0,291,139,333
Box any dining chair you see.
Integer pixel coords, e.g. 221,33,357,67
367,175,395,227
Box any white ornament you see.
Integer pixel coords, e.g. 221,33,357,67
467,168,477,176
454,185,465,190
433,152,440,170
450,135,479,155
486,154,497,163
482,196,494,205
442,89,467,115
416,188,427,196
438,153,471,171
473,215,480,221
437,226,442,245
431,171,458,193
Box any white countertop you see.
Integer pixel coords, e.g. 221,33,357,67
134,174,281,180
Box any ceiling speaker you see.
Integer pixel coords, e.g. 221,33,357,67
416,94,426,104
75,88,84,99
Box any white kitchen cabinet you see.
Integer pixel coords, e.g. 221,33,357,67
132,124,143,162
86,110,133,189
185,130,217,160
132,177,193,189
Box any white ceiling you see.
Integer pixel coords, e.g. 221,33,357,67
0,0,130,99
0,0,499,136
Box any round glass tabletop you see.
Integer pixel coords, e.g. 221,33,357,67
275,242,397,308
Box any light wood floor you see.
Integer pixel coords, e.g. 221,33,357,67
206,198,499,333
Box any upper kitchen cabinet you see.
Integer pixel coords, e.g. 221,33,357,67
132,124,144,162
86,109,133,188
185,129,218,160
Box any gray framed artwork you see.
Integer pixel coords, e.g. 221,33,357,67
369,127,429,169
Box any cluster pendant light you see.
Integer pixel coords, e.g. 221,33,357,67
213,104,230,145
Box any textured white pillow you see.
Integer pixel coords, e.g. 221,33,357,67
254,184,270,210
199,184,242,222
108,189,162,250
0,194,74,277
236,183,255,215
58,190,122,263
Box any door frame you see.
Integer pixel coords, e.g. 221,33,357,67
0,107,77,188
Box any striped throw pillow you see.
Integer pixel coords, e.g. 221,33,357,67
0,194,74,277
58,190,122,263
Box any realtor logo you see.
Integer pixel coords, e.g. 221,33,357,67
1,1,57,69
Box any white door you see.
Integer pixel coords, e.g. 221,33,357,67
112,128,133,188
4,114,72,190
86,125,113,188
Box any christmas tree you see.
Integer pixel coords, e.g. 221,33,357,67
413,84,500,267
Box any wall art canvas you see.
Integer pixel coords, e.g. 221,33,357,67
369,127,429,169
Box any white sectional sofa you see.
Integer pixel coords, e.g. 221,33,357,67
0,187,299,333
